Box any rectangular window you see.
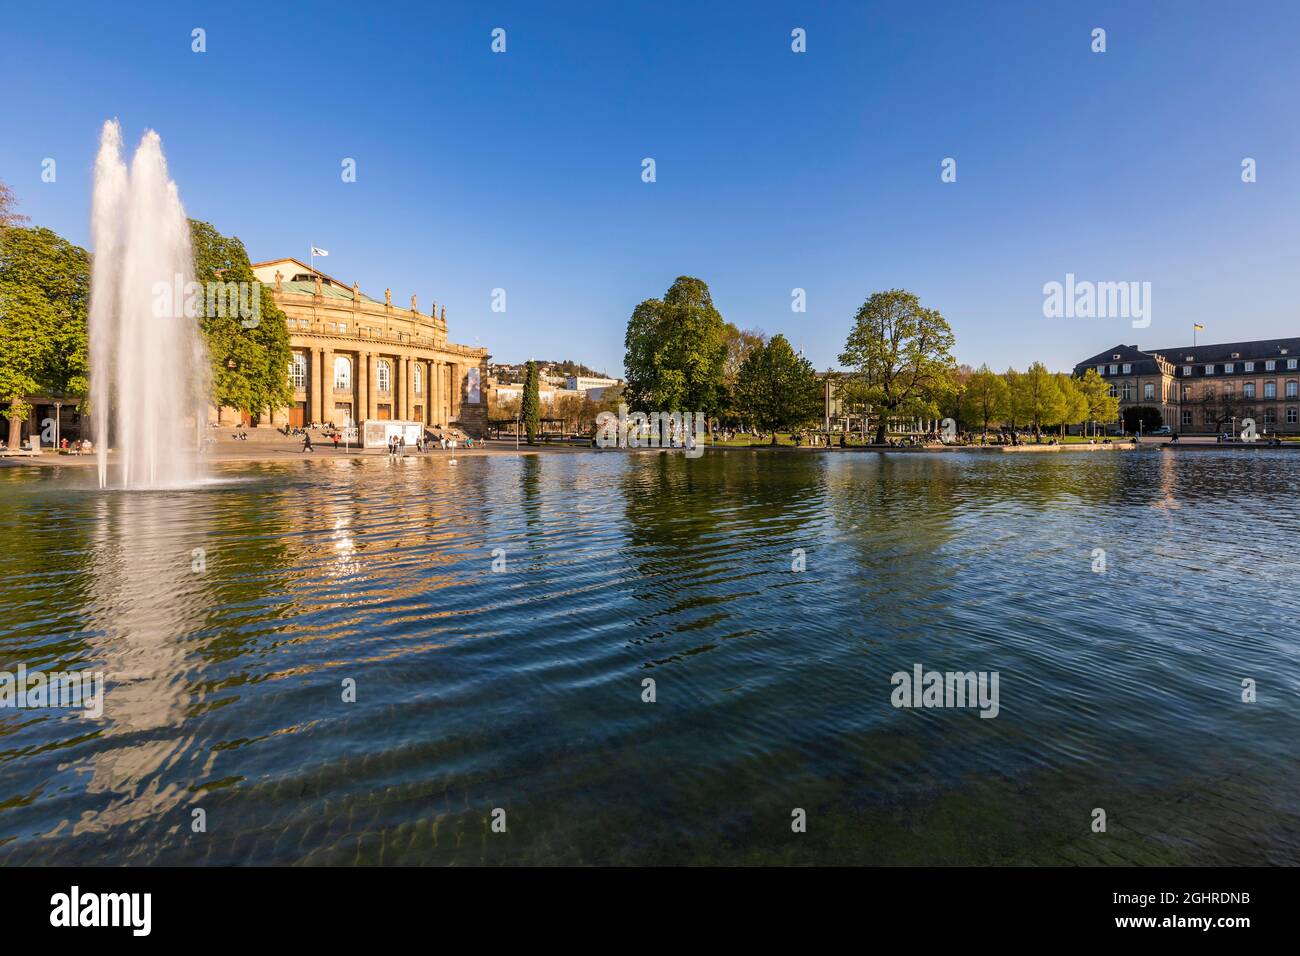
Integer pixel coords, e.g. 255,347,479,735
1288,407,1298,425
1181,385,1191,400
1122,363,1132,374
1245,362,1255,372
1264,408,1276,425
1264,381,1276,398
1223,362,1233,374
1182,410,1193,426
1288,381,1299,399
1122,383,1133,401
1204,364,1215,375
1096,365,1105,375
1144,383,1154,400
1204,408,1216,424
1244,383,1256,399
1265,360,1276,371
338,323,347,334
1289,359,1298,370
288,354,306,388
1182,365,1192,376
1109,364,1118,375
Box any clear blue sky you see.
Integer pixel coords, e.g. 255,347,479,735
3,1,1299,375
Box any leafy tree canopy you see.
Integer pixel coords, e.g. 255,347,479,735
623,276,728,415
735,333,822,441
0,226,90,404
190,219,292,416
838,289,956,443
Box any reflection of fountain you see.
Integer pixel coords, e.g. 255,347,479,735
89,120,209,489
74,491,213,835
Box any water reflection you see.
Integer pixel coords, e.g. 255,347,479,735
0,450,1297,865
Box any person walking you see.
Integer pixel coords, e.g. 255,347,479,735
302,433,314,453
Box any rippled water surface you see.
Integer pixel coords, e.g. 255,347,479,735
1,450,1298,865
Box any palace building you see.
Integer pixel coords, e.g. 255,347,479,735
1075,337,1300,435
237,258,490,435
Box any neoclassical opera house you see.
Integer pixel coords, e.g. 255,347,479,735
223,258,490,435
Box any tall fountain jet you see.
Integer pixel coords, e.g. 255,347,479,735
89,121,210,489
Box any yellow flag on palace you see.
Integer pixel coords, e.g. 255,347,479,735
1193,323,1205,331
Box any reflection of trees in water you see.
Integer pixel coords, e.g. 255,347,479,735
612,453,831,661
619,451,831,572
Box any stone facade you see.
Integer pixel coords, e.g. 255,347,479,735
226,259,489,436
1076,338,1300,435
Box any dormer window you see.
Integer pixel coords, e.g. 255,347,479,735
1204,364,1214,374
1245,361,1255,372
1223,363,1233,373
1182,365,1192,376
1122,363,1132,374
1112,354,1121,361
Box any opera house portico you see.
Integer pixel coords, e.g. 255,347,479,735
219,258,489,435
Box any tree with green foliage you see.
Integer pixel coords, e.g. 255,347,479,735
522,359,540,443
1122,404,1164,434
965,364,1010,442
1054,372,1089,438
1075,367,1119,436
623,276,728,417
734,334,822,443
189,219,292,422
720,322,766,423
1016,361,1065,440
0,226,90,446
838,289,957,444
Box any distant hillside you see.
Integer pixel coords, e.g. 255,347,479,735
490,359,615,380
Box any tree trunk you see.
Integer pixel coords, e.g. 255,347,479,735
874,422,887,445
8,414,22,449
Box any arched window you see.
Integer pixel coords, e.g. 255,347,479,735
288,353,307,388
334,356,351,390
377,360,391,393
413,364,423,395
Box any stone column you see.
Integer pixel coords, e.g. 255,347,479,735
395,357,405,420
358,352,369,423
423,362,432,425
368,354,378,421
404,357,415,423
311,348,324,424
433,362,443,425
322,346,335,425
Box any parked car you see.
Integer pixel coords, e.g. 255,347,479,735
1150,426,1172,436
